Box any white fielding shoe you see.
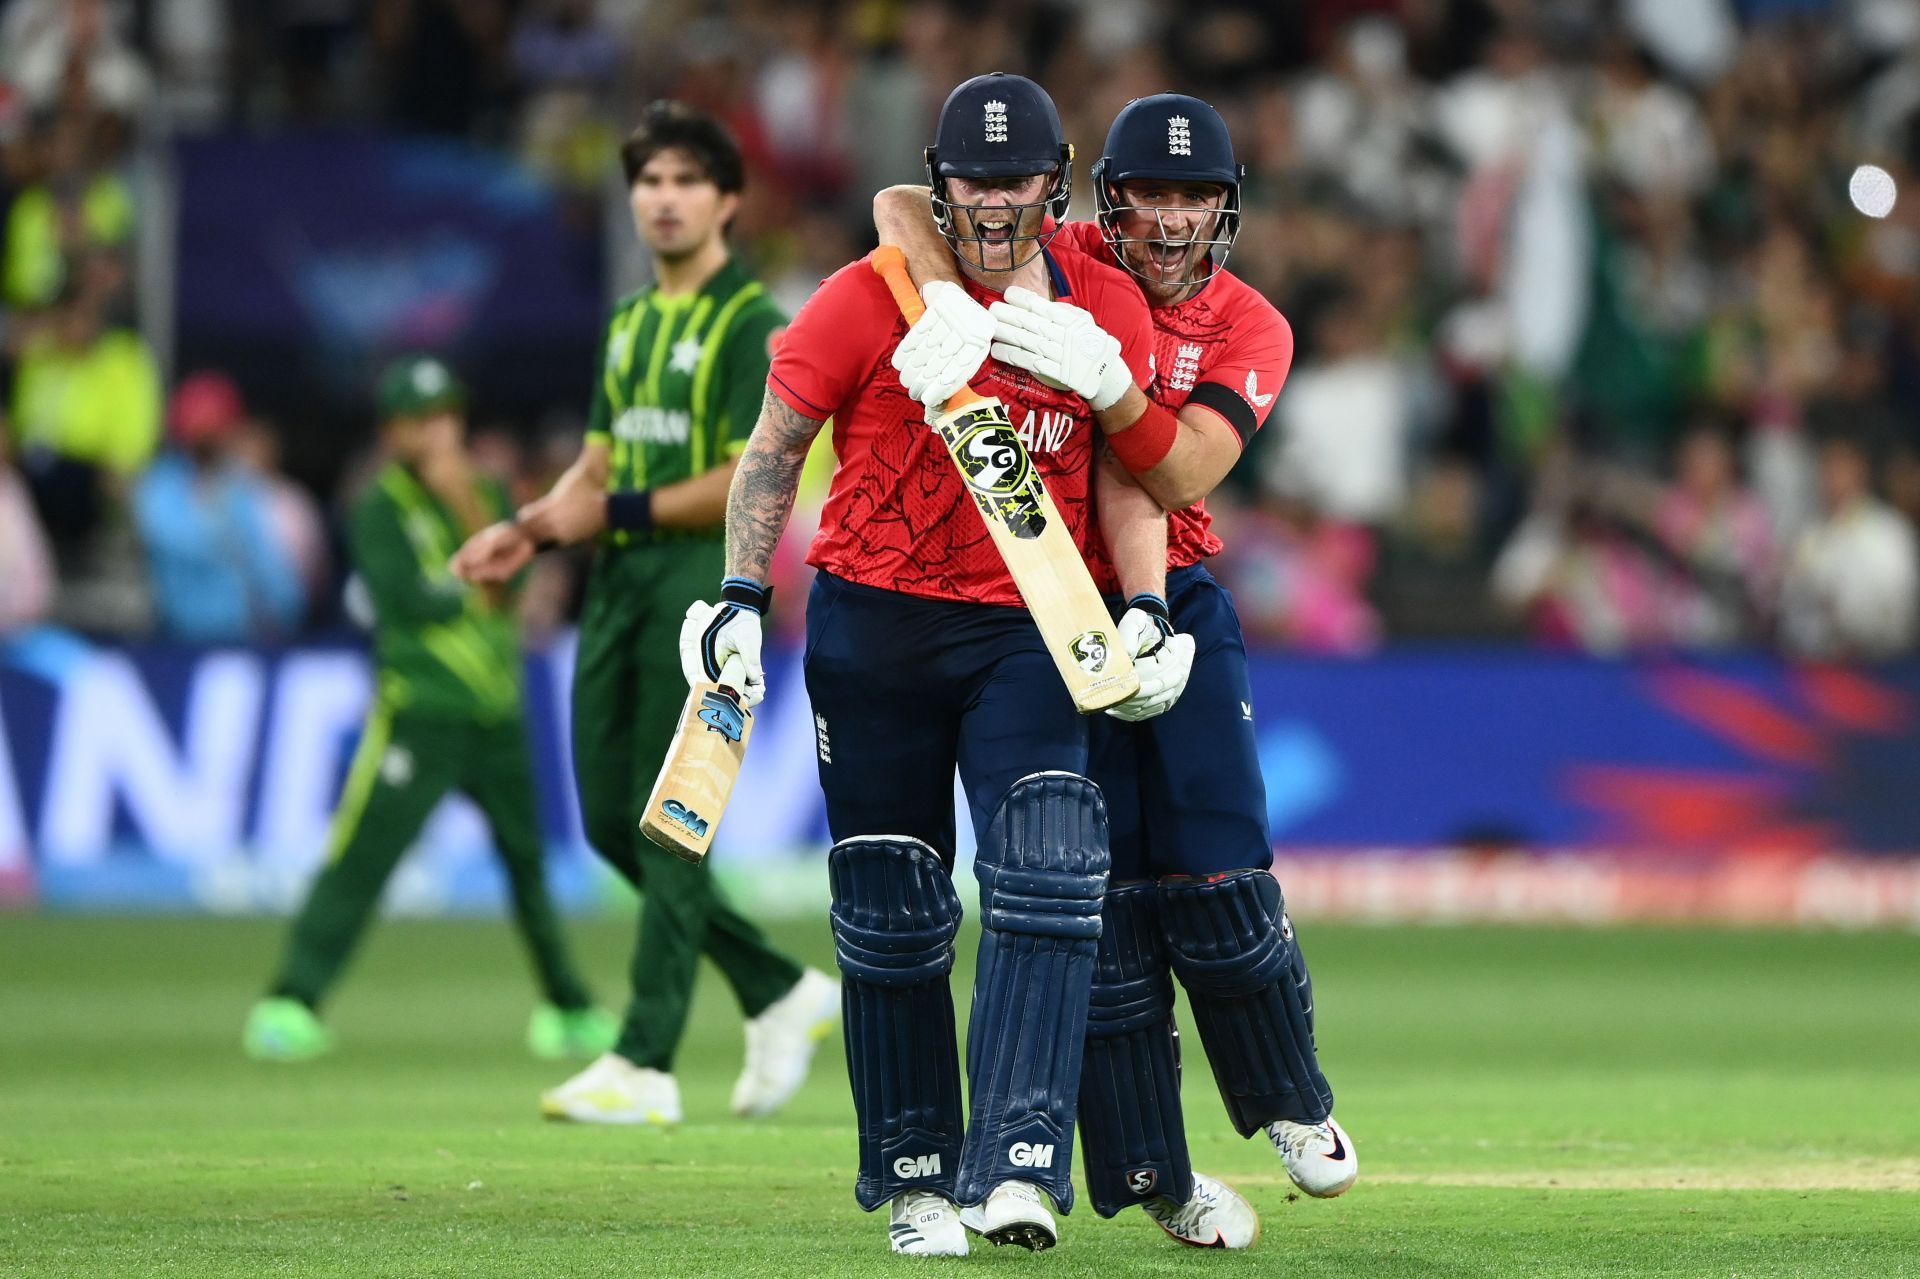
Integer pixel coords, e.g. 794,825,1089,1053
1143,1171,1261,1249
539,1052,682,1125
888,1190,968,1256
970,1179,1056,1251
1267,1116,1358,1197
732,968,840,1117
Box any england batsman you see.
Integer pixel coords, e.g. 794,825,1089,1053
245,356,613,1063
874,93,1357,1248
683,73,1194,1256
450,102,838,1125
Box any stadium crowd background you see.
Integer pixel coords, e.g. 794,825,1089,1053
5,0,1920,660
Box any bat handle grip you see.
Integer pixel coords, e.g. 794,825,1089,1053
871,246,927,323
871,246,981,415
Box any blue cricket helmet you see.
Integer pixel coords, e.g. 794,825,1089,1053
925,72,1072,271
1092,93,1244,288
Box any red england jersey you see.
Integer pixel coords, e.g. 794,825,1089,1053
770,249,1153,605
1054,220,1294,568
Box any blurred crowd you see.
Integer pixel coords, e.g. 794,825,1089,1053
5,0,1920,660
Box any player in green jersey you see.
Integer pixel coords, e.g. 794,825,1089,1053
244,356,615,1064
452,102,836,1125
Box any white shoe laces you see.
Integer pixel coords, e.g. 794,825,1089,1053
1149,1181,1222,1237
1269,1119,1331,1162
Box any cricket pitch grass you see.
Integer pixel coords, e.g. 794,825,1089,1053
4,914,1917,1277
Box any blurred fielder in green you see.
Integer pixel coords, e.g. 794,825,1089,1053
244,356,614,1064
451,101,837,1125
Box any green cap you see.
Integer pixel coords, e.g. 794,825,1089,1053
377,355,466,419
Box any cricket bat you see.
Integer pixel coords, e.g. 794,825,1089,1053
640,676,754,863
871,246,1139,713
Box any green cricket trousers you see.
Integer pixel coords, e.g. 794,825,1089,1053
272,706,593,1011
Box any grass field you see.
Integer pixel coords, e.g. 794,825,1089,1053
3,914,1918,1277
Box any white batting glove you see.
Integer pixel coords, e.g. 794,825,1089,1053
677,578,770,708
1105,594,1196,722
988,285,1134,411
890,280,994,413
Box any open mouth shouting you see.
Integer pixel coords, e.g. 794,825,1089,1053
974,213,1018,246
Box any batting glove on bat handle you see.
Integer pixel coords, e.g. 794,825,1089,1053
678,577,771,708
988,285,1134,412
890,280,994,414
1106,596,1193,722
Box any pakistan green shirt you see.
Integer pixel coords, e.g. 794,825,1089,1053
348,463,522,722
586,256,785,545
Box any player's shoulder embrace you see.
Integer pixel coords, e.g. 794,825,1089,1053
1214,269,1292,348
1060,247,1152,331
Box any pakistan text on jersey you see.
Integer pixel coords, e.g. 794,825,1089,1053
612,406,693,446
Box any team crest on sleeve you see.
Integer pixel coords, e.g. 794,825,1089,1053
1168,114,1191,157
984,99,1008,143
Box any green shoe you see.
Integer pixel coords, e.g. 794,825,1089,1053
243,997,333,1062
527,1005,619,1061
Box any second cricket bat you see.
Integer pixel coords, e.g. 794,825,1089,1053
639,679,754,863
871,246,1139,713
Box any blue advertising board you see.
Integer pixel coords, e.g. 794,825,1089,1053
4,635,1917,914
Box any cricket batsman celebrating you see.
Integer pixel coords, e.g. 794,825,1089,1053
875,93,1357,1249
683,73,1193,1255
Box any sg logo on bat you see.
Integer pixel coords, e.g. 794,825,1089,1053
1070,630,1111,674
946,410,1031,496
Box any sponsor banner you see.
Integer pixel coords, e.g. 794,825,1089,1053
1272,851,1920,930
4,636,1919,919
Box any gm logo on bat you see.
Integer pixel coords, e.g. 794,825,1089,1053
660,798,710,837
697,689,747,741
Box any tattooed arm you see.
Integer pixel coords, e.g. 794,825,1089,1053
725,388,828,583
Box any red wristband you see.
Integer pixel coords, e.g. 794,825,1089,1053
1106,400,1177,474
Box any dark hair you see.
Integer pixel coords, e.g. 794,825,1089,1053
620,100,745,193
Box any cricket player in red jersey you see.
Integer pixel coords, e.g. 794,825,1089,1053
679,74,1196,1257
874,93,1357,1250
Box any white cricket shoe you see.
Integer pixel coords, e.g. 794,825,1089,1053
732,967,840,1117
970,1179,1056,1251
1143,1171,1261,1249
888,1190,968,1256
539,1052,681,1125
1266,1115,1357,1197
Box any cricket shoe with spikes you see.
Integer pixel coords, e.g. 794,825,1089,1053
964,1180,1057,1251
539,1053,681,1125
1267,1116,1357,1197
888,1190,968,1256
1142,1171,1261,1249
732,968,840,1117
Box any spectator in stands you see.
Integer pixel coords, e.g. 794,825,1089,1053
0,0,151,118
229,417,331,622
2,102,135,309
131,373,305,645
1654,420,1776,648
1777,433,1919,660
511,0,621,192
7,273,159,547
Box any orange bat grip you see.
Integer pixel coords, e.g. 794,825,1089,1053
871,247,983,413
